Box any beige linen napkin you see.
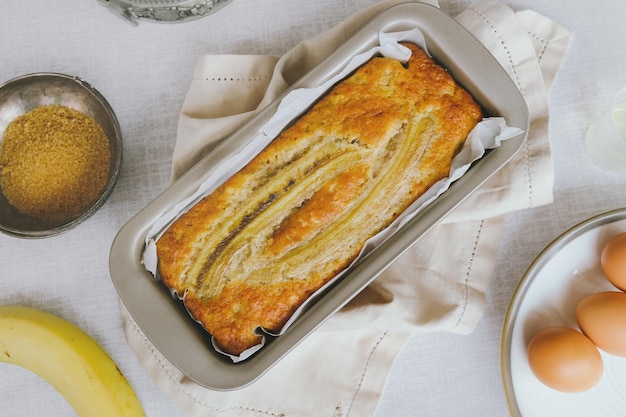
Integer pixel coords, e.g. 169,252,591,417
121,0,572,415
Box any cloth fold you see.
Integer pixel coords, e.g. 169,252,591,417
121,1,572,415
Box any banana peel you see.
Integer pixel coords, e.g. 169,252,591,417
0,305,145,417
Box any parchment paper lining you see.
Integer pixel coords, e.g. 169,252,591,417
141,28,522,362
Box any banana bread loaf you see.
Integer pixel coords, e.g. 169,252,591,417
156,42,482,356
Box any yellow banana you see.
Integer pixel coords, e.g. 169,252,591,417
0,305,145,417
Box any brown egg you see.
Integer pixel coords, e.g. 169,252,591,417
601,232,626,291
576,291,626,356
527,326,603,392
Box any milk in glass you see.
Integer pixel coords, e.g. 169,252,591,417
585,92,626,171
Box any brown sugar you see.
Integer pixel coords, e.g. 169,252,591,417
0,105,111,220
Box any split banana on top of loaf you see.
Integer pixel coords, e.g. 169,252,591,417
156,42,483,356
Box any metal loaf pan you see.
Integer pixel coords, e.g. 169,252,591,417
110,2,529,390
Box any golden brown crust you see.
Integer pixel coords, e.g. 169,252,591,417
156,43,482,355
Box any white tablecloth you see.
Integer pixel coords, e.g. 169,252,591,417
0,1,625,416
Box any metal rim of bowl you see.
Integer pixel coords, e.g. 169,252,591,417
0,72,123,238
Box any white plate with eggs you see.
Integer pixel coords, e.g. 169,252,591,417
502,208,626,417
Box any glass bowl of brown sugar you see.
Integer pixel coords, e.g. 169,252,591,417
0,73,122,238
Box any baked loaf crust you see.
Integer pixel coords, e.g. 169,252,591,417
156,43,482,356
